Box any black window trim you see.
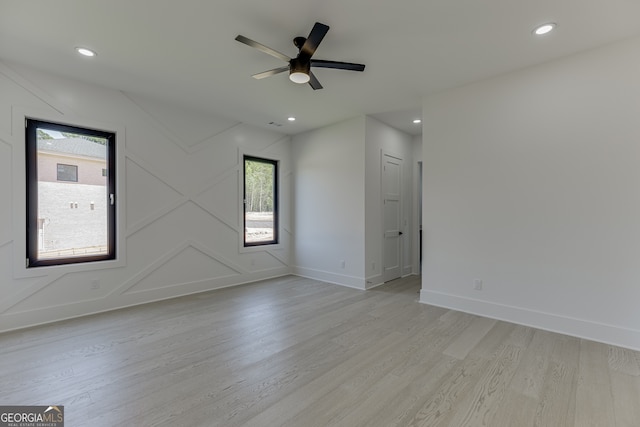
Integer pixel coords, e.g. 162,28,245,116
25,118,117,267
243,154,279,247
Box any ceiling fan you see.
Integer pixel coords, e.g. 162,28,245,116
235,22,365,90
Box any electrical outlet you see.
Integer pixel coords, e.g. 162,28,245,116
91,279,100,290
340,260,345,269
473,279,483,291
372,262,376,271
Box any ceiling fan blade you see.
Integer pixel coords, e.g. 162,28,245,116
252,66,290,79
308,71,323,90
235,35,290,62
311,59,365,72
299,22,330,60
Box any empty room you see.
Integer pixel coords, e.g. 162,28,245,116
1,1,639,426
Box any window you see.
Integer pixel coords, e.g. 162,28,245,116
26,119,116,267
56,163,78,182
244,155,278,246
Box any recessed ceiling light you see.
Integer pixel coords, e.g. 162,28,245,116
533,23,556,36
288,117,296,121
75,47,97,57
413,119,422,124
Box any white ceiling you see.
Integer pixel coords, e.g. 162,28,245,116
1,0,640,136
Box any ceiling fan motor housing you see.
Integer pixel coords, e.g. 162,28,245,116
290,57,310,73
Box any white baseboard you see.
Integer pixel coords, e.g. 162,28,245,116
420,289,640,351
291,266,367,290
364,273,384,289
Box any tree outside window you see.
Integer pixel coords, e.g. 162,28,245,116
244,156,278,246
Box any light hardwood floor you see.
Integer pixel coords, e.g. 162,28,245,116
1,275,639,426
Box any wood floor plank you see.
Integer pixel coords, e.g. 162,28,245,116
610,371,640,427
389,309,474,377
466,320,515,360
282,334,423,427
1,274,638,426
532,359,577,426
504,324,535,349
574,339,616,427
358,355,460,427
537,334,579,427
404,355,492,426
442,316,497,360
490,392,537,427
227,331,410,427
509,329,559,398
447,344,523,427
608,345,640,376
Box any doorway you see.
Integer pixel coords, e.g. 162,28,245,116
382,152,403,282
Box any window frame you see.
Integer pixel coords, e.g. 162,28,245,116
25,118,117,268
243,154,279,248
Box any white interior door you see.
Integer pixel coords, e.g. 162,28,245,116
382,153,403,282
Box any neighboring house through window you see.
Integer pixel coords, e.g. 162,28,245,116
25,118,116,267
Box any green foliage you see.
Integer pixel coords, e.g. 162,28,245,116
245,159,275,213
61,132,107,145
37,129,53,139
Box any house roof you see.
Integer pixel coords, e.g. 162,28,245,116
38,138,106,160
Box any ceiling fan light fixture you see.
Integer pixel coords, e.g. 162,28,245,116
290,71,310,84
289,58,311,84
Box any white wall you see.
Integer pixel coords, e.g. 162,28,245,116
420,36,640,350
0,60,291,333
291,117,367,288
